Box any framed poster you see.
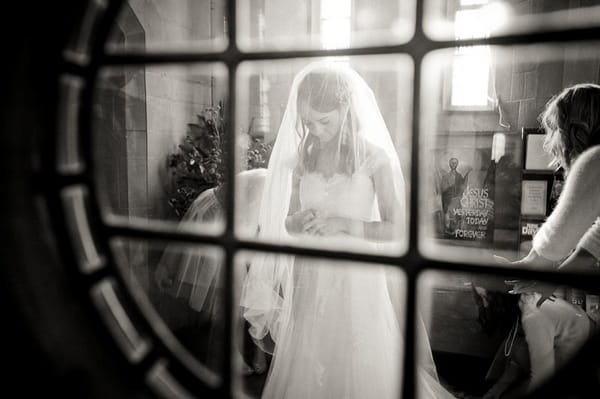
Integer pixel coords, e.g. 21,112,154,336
522,128,554,171
521,180,548,216
518,216,545,256
433,144,495,245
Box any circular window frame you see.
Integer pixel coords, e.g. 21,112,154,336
50,1,600,399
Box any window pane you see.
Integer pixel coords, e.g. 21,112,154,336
320,18,352,50
236,0,415,51
450,51,491,107
234,56,413,255
425,0,600,41
93,63,228,233
111,238,225,383
234,251,406,398
64,0,106,64
420,42,600,267
454,9,490,40
105,0,227,53
321,0,351,18
460,0,488,5
418,270,600,397
57,75,85,174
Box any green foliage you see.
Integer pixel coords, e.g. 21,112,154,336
246,134,272,170
166,103,272,218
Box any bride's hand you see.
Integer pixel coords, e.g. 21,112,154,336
303,216,350,236
286,209,318,234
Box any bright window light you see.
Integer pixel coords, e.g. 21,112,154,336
320,0,351,50
322,0,351,18
451,50,490,106
460,0,488,6
450,4,492,108
321,18,351,49
455,9,490,40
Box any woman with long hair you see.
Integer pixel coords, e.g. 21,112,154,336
241,61,453,399
500,84,600,288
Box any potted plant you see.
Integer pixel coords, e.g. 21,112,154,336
166,102,272,218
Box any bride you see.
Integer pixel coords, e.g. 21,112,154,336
241,61,454,398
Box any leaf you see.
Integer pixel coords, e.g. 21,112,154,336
179,142,195,153
195,115,208,130
166,99,234,219
188,123,203,137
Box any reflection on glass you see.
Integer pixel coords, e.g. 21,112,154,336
236,0,415,51
235,56,413,255
64,0,107,64
425,0,600,40
420,42,600,266
235,252,406,398
93,63,227,233
112,238,225,377
62,186,105,273
105,0,227,53
57,75,85,174
90,277,151,364
419,271,599,398
145,360,197,399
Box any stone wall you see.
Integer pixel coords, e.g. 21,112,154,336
102,1,222,298
434,0,600,246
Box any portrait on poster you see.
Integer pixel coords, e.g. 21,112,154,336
431,147,495,244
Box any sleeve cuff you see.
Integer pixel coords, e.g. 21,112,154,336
532,227,566,262
578,219,600,261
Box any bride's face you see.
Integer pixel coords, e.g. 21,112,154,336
299,102,343,144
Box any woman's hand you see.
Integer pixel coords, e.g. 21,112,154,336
493,248,557,269
302,216,351,236
494,249,560,307
286,209,318,234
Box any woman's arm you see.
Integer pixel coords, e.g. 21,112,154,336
576,219,600,263
362,148,404,241
558,246,598,271
284,170,317,235
532,147,600,261
498,149,600,298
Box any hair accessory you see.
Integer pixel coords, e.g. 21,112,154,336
335,89,348,104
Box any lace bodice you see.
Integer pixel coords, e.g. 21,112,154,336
299,171,375,221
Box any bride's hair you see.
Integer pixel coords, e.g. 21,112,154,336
295,68,362,176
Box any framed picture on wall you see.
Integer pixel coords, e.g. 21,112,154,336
433,142,495,245
518,216,545,256
522,128,554,171
521,179,548,216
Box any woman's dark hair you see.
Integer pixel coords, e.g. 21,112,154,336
295,68,359,175
541,83,600,171
297,69,349,113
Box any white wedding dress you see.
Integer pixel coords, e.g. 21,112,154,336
259,170,455,399
240,60,454,399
